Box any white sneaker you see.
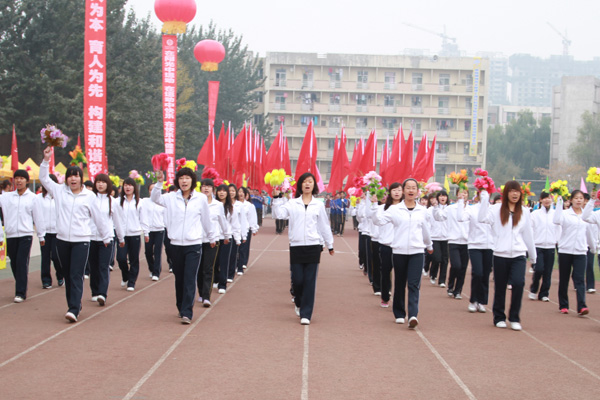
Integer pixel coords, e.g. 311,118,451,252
529,268,534,273
541,297,550,302
237,272,243,276
528,292,537,300
91,296,98,302
477,304,487,313
13,296,24,303
374,292,381,296
395,318,405,324
227,279,233,283
97,295,105,306
468,303,477,313
149,273,153,278
84,275,89,280
587,288,596,293
454,294,462,300
510,322,522,331
203,299,211,308
408,317,419,329
507,284,512,290
213,283,218,289
218,288,226,294
422,269,428,276
430,278,436,285
242,265,247,269
65,312,78,322
151,276,159,281
121,280,127,287
295,306,300,317
126,287,135,292
439,283,446,288
495,321,507,328
197,297,203,303
300,318,310,325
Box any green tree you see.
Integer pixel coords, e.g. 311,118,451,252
568,110,600,168
486,110,550,188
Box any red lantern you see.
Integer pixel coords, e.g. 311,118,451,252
194,40,226,72
154,0,197,34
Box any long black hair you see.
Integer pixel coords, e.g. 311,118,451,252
65,165,84,186
94,174,113,216
384,182,402,210
295,172,319,198
216,184,233,216
120,177,140,207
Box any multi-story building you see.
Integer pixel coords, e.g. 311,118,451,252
488,105,551,127
257,52,489,184
478,53,509,105
550,76,600,167
510,54,600,107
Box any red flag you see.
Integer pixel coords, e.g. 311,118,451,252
379,136,389,185
384,128,402,185
214,122,227,176
233,124,249,186
327,127,350,193
283,137,291,176
344,140,364,192
197,124,217,168
50,148,55,175
358,129,377,176
11,125,18,172
294,120,317,181
400,131,414,181
265,124,283,173
412,132,428,181
422,135,437,182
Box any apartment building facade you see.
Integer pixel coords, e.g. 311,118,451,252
257,52,489,184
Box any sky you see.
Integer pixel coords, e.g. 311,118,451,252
128,0,600,60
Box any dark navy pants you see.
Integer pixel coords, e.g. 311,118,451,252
430,240,449,284
379,244,393,302
89,240,113,298
371,240,381,293
448,243,469,295
392,253,424,320
117,235,141,288
237,232,251,272
585,249,596,291
492,256,525,323
291,262,319,320
144,230,164,277
56,240,90,317
171,244,202,319
198,241,219,301
218,241,238,289
7,236,33,298
558,253,587,312
40,233,62,286
530,247,555,299
469,248,493,305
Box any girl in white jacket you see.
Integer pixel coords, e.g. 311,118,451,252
116,178,143,292
35,174,62,289
40,147,112,323
429,191,450,287
372,178,433,329
554,191,592,316
152,169,216,324
272,172,334,325
216,184,242,294
478,181,536,331
236,187,259,274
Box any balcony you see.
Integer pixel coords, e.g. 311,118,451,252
384,83,396,90
383,106,396,114
301,103,314,111
356,127,369,135
412,83,423,91
329,104,341,112
436,152,449,161
438,107,450,115
301,80,314,89
439,84,450,92
464,131,472,139
329,81,342,89
356,105,368,112
273,103,286,111
465,108,472,116
466,85,473,92
463,155,478,162
437,130,450,138
411,106,423,114
274,80,287,88
356,82,369,89
328,127,340,134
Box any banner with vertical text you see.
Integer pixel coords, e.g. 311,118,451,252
84,0,107,179
208,81,220,132
162,35,178,184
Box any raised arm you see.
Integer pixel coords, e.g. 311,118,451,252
582,199,600,226
40,148,62,199
553,197,564,226
477,190,494,224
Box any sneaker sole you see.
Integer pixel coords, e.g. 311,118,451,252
65,314,77,323
408,319,418,329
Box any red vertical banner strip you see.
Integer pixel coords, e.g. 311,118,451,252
162,35,178,184
84,0,107,180
207,81,220,132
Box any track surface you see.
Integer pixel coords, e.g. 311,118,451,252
1,219,600,399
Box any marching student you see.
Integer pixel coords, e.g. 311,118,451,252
368,198,382,297
0,169,45,302
583,195,600,293
528,191,560,302
456,191,494,313
197,179,230,307
40,147,112,322
554,191,593,316
272,172,334,325
89,174,125,306
582,193,598,293
116,178,143,292
478,181,536,331
35,174,63,289
372,178,433,329
429,191,449,288
151,169,216,324
140,182,166,281
236,187,259,274
357,194,374,284
369,182,402,308
216,184,242,294
433,188,470,299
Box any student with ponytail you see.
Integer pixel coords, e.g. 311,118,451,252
116,178,142,292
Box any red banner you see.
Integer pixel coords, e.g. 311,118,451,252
208,81,220,131
84,0,107,180
162,35,178,184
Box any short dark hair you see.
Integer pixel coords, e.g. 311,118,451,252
13,169,30,182
65,166,84,183
174,167,197,192
436,190,448,202
84,180,94,189
295,172,319,197
200,178,214,188
539,191,551,200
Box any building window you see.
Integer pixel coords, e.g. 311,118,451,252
330,93,341,105
413,119,421,135
330,117,342,128
275,69,287,87
436,119,454,130
384,95,395,107
436,142,449,153
356,117,368,128
439,73,450,91
255,91,263,103
385,72,396,84
253,114,263,125
275,92,286,104
464,121,471,131
438,97,449,108
412,73,423,90
329,68,343,81
382,118,396,130
300,116,318,126
357,70,368,83
356,94,368,105
302,69,314,88
275,115,286,126
411,96,422,106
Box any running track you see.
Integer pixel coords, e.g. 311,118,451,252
1,219,599,399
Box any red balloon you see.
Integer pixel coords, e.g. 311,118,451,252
154,0,196,34
194,40,226,71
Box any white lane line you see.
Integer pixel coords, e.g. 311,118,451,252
0,275,172,369
339,236,358,257
301,326,310,400
122,235,280,400
0,287,60,310
416,330,477,400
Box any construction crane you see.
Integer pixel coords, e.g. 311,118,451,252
403,22,460,57
547,22,571,56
